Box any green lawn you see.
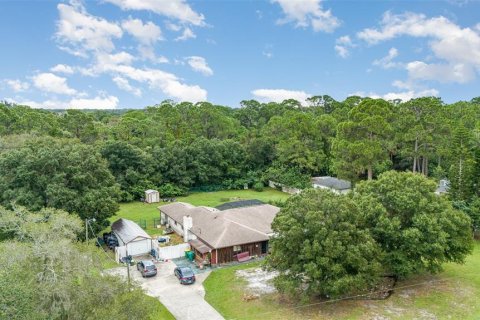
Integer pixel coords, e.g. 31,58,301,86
204,242,480,320
108,188,290,237
145,295,176,320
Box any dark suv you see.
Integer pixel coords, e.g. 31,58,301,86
174,266,196,284
137,260,157,277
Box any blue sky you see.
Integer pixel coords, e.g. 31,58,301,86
1,0,479,109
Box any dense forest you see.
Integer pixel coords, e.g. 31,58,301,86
0,96,479,231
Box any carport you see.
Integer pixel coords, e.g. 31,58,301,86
111,218,152,256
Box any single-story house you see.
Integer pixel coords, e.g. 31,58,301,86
435,179,449,195
159,202,280,265
111,218,153,256
145,189,160,203
312,176,351,194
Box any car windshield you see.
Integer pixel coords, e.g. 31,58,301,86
181,268,194,277
146,265,156,270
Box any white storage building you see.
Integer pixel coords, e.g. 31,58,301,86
145,189,160,203
111,218,152,256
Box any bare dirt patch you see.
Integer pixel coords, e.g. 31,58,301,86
236,268,278,295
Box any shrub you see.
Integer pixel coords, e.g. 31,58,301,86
253,181,264,192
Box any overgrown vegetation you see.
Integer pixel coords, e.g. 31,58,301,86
1,97,479,229
0,206,174,320
267,172,474,299
204,243,480,320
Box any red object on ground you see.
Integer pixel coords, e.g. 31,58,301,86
236,252,250,262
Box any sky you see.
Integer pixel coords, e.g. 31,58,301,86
0,0,479,109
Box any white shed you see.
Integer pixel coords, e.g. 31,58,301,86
145,189,160,203
111,218,152,256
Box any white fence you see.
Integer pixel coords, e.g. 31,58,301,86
115,246,127,262
154,243,191,260
268,180,302,195
115,242,191,262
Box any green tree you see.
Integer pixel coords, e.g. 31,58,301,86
61,109,99,143
264,111,329,174
0,137,119,229
333,99,393,180
267,189,383,299
395,97,445,175
448,124,476,201
0,206,167,320
101,141,155,201
355,171,473,278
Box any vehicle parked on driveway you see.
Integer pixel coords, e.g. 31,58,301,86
174,266,196,284
137,260,157,277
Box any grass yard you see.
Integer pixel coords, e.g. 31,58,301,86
108,188,290,238
203,242,480,320
144,295,176,320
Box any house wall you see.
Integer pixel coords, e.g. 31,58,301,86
164,215,197,242
214,241,268,264
312,184,350,194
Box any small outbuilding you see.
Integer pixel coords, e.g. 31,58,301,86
145,189,160,203
435,179,449,195
111,218,152,256
312,176,351,194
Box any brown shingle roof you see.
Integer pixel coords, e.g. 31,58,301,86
159,203,280,249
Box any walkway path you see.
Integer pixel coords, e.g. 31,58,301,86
109,261,224,320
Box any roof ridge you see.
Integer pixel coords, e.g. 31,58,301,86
222,216,266,237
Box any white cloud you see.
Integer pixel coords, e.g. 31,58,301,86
175,27,196,41
263,51,273,59
112,76,142,96
56,2,123,55
4,79,30,92
9,95,119,109
166,22,182,32
349,88,439,102
96,51,135,68
373,47,401,69
69,95,119,109
185,56,213,76
357,11,480,83
100,64,207,102
32,73,77,95
252,89,311,103
50,64,75,74
382,89,439,101
272,0,340,32
105,0,205,26
121,18,163,44
138,46,169,63
406,60,476,83
335,35,354,58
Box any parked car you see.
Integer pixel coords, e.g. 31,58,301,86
174,266,196,285
137,260,157,278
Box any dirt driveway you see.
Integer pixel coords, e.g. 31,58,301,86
109,261,224,320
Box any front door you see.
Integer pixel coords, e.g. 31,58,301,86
261,241,268,254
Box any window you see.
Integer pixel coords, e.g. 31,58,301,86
233,245,241,252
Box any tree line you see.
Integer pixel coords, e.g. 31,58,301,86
0,96,479,230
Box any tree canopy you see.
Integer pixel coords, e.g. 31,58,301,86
0,206,163,320
267,171,474,298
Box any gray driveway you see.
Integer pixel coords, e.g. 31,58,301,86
109,261,224,320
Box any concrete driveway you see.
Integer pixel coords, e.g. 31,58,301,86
109,261,224,320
